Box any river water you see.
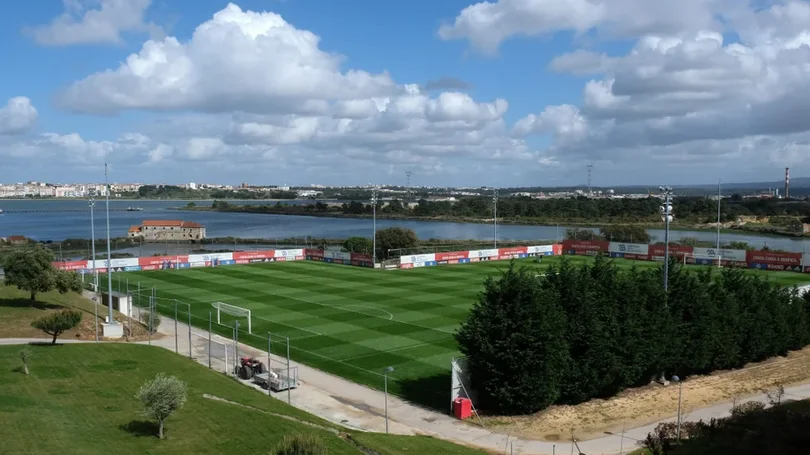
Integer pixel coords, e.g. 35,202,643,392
1,199,808,253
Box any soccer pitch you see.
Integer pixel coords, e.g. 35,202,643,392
108,255,810,409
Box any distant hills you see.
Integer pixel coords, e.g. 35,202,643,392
674,177,810,190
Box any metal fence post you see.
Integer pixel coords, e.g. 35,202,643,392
234,321,240,377
148,295,153,346
187,303,192,359
208,312,212,369
287,336,291,404
126,279,129,294
267,333,272,396
174,300,179,354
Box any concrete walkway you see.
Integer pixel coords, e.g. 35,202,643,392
6,318,810,454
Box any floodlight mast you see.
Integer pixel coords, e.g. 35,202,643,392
371,187,378,264
105,163,115,324
492,189,498,249
89,196,97,341
659,187,674,291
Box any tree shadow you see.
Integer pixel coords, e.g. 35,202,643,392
396,372,453,412
0,297,62,310
120,420,160,438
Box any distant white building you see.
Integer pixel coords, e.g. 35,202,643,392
189,182,198,190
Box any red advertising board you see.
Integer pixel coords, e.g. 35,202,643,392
552,244,562,255
746,250,802,266
138,255,189,267
232,250,275,261
649,245,693,261
498,246,528,256
53,261,88,271
400,263,414,269
436,251,469,262
305,249,325,258
561,240,609,255
350,253,373,264
140,265,159,271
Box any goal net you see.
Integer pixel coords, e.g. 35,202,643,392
212,302,252,334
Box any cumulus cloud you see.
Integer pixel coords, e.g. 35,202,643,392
49,3,534,183
0,97,38,135
24,0,162,46
502,0,810,178
438,0,729,54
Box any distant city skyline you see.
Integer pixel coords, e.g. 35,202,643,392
1,1,809,185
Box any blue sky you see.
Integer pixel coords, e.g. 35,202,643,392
1,0,809,187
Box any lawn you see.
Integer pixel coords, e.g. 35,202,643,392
102,256,810,409
0,343,489,455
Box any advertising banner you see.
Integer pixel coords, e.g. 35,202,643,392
649,245,694,262
305,249,325,258
747,250,803,271
553,244,563,255
53,260,89,271
692,248,746,263
526,245,554,254
608,242,649,255
400,263,414,269
275,249,305,259
138,256,189,268
350,252,373,266
188,252,234,264
467,249,499,259
87,257,140,269
435,251,469,263
400,253,437,264
323,250,352,261
233,250,275,261
498,246,528,256
140,265,159,271
561,240,609,256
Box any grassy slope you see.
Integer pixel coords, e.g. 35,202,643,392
0,343,488,455
101,256,810,409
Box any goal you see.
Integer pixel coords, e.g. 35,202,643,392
212,302,252,334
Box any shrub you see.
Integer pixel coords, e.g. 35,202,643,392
31,309,83,344
139,310,161,334
135,373,187,439
272,434,326,455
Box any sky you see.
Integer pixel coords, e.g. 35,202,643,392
2,0,810,187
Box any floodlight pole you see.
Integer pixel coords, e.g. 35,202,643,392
660,187,674,291
672,375,683,442
89,197,98,342
371,187,378,264
716,179,721,268
105,164,115,325
384,366,394,433
493,189,498,249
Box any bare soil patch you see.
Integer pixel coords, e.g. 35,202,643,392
483,346,810,441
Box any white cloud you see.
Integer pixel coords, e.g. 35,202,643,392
0,97,38,135
439,0,729,54
506,0,810,178
24,0,162,46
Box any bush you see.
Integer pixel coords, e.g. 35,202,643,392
31,309,83,344
135,373,187,439
272,433,326,455
139,310,161,334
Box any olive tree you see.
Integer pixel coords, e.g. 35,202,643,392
19,348,32,375
3,244,83,305
135,373,188,439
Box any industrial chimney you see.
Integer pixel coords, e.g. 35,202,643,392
785,167,791,200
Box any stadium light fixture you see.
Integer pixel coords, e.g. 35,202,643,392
659,187,674,291
384,366,394,433
671,375,683,442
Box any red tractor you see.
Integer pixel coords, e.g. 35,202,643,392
236,357,266,380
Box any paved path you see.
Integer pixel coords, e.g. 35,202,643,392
6,316,810,454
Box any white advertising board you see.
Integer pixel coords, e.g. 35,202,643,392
692,248,746,262
275,248,305,258
804,254,810,266
88,258,139,269
467,249,499,259
323,250,351,261
608,242,649,255
527,245,554,254
400,253,436,264
188,252,234,263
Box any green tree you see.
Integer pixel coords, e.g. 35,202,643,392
599,224,651,243
375,227,418,259
455,263,570,414
31,309,83,344
565,228,602,241
185,202,196,208
343,236,373,254
273,434,326,455
135,373,188,439
3,244,83,305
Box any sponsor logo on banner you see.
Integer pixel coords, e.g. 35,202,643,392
692,248,746,262
140,265,158,271
401,253,436,264
124,266,141,272
275,249,304,258
400,263,414,269
89,257,139,269
498,247,528,256
138,256,189,267
188,252,233,263
435,251,468,261
562,240,610,252
305,249,324,258
323,250,352,261
526,245,554,254
468,249,499,259
746,250,802,266
609,243,649,255
53,261,89,271
233,250,274,261
190,262,206,268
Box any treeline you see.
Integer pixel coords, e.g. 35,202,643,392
456,258,810,415
211,195,810,225
137,185,297,200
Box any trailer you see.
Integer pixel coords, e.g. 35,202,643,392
252,367,298,392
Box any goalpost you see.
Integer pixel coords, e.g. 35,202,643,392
212,302,252,334
682,253,723,267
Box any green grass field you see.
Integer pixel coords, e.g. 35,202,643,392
0,343,487,455
108,256,810,409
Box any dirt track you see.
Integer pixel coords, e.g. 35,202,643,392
484,345,810,441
